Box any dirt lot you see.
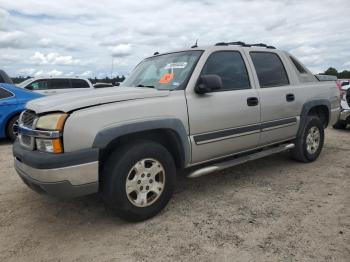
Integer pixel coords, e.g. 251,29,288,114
0,128,349,262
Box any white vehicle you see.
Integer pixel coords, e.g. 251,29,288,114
17,77,95,95
333,81,350,129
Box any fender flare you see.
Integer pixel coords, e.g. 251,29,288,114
92,118,191,167
298,99,331,136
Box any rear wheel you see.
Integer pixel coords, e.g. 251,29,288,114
101,140,176,222
6,115,19,141
291,116,324,163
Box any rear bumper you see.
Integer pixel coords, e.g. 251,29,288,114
13,140,99,198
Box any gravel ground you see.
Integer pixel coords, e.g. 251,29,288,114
0,128,349,262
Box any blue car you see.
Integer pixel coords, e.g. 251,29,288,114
0,83,43,141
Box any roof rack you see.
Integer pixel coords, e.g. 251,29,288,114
215,41,250,47
214,41,276,49
249,43,276,49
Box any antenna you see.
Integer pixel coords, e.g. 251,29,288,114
191,39,198,48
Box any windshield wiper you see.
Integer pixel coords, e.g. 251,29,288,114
136,84,155,88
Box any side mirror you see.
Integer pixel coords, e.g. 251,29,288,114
25,85,33,90
195,74,222,94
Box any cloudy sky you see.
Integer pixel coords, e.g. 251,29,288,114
0,0,349,78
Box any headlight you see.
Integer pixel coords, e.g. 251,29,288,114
35,113,68,153
36,113,68,131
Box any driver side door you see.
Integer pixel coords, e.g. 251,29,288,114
186,50,261,164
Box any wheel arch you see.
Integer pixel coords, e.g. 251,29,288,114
93,119,190,171
298,99,330,136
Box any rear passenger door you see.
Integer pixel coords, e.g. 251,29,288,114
247,51,300,145
48,79,72,95
70,79,91,90
187,50,261,164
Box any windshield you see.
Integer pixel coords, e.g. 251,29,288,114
121,51,202,90
17,78,33,88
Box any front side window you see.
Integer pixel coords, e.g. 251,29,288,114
50,79,70,89
0,87,13,99
71,79,90,88
26,80,49,90
121,51,203,90
200,51,250,91
0,75,4,83
250,52,289,88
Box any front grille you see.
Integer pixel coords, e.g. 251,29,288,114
19,110,38,150
21,110,37,127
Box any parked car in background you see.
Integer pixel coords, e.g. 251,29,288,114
0,84,43,141
333,82,350,129
16,77,95,95
0,70,14,84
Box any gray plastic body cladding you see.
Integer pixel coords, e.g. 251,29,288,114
13,140,99,169
93,118,191,167
298,99,331,136
16,166,98,198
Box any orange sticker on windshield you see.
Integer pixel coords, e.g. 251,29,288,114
159,73,174,84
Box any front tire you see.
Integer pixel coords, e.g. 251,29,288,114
101,140,176,222
291,116,324,163
6,115,19,141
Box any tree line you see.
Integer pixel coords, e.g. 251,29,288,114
11,75,126,84
323,68,350,79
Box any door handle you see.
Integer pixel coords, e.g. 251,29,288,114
286,93,295,102
247,97,259,106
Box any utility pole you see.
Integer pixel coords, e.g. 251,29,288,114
110,57,114,80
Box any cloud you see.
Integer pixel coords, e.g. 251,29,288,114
38,38,52,47
80,70,92,77
108,44,132,58
30,51,81,65
0,8,8,29
0,53,19,61
0,30,29,48
18,68,36,76
34,69,63,77
0,0,349,76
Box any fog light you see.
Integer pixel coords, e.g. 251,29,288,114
36,138,63,153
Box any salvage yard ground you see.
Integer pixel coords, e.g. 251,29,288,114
0,128,349,262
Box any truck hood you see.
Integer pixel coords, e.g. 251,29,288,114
26,87,170,113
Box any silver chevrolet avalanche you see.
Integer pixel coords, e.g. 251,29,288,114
13,42,340,221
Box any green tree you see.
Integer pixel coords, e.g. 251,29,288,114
324,67,338,76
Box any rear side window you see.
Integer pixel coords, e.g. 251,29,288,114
71,79,90,88
0,88,13,99
26,80,49,90
50,79,70,89
290,56,307,74
250,52,289,88
200,51,250,90
0,75,4,83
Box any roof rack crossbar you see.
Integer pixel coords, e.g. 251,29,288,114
214,41,275,49
215,41,250,47
249,43,276,49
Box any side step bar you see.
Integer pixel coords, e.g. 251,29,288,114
187,143,295,178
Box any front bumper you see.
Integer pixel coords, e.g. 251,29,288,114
339,109,350,122
13,140,99,198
